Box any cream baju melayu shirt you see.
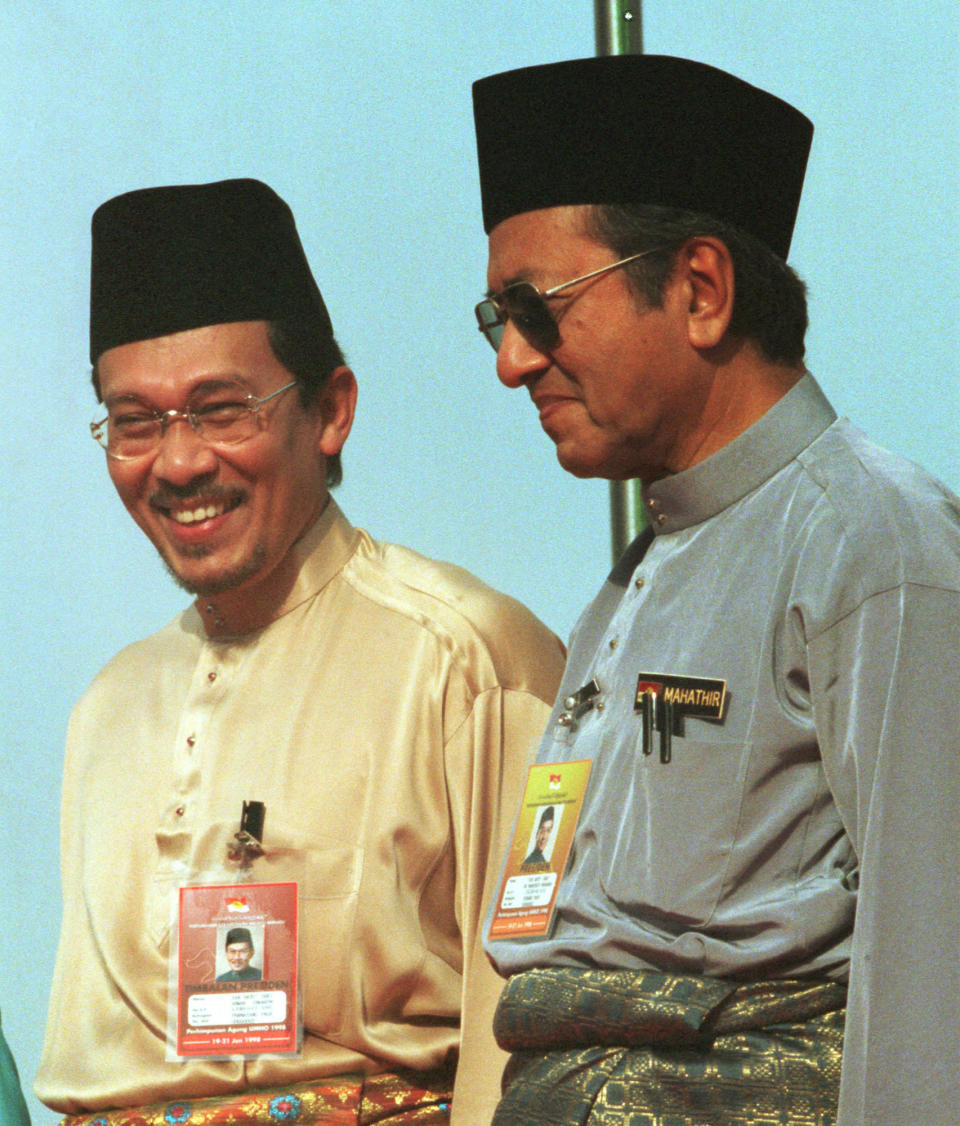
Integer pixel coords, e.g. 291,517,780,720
38,500,564,1122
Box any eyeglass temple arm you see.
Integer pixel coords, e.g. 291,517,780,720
543,250,655,299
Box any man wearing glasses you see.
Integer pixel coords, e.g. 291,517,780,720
36,179,564,1123
472,57,959,1125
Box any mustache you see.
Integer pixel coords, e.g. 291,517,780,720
149,482,246,510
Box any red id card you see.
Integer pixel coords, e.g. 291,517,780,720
174,881,299,1058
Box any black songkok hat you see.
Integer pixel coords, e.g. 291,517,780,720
225,927,253,948
473,56,813,259
90,178,333,363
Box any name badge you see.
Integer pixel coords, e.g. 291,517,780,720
171,880,300,1059
635,672,727,762
488,759,591,941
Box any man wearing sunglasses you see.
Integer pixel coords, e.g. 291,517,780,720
472,56,959,1125
36,179,565,1124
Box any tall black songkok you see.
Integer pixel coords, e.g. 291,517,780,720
90,178,332,362
473,56,813,259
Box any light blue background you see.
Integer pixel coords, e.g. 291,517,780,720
1,3,956,1119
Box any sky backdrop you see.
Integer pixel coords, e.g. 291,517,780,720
1,3,957,1118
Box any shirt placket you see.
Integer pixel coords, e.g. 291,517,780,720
148,641,236,942
551,540,668,760
606,532,671,684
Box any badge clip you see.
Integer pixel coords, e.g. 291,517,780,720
227,800,266,868
558,678,601,729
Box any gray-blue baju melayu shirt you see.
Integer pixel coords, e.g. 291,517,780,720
486,374,960,1126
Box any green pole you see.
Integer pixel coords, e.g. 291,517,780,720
594,0,643,55
594,1,645,562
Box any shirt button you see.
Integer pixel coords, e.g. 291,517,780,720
608,638,618,650
207,671,218,683
656,514,665,525
596,700,605,712
175,805,186,817
634,576,645,589
186,735,196,747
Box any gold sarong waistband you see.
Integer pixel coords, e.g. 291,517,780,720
492,967,847,1126
494,965,847,1050
60,1066,454,1126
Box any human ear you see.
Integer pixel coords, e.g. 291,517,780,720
680,237,735,350
315,365,357,457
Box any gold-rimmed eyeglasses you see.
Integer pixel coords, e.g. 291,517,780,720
90,381,297,460
475,248,663,353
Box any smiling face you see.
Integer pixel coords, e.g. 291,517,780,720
97,319,352,606
486,205,716,483
225,940,254,973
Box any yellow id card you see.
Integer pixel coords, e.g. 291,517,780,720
488,759,591,941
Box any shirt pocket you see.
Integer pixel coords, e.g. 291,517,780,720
259,841,364,1038
594,731,749,927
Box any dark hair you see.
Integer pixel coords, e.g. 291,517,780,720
584,204,808,367
539,806,555,827
90,316,347,487
266,317,346,487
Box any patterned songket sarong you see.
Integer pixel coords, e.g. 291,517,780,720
491,967,846,1126
59,1068,453,1126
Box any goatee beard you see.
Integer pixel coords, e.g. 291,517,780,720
160,543,268,597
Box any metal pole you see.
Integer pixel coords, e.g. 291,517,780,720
594,1,645,562
594,0,643,56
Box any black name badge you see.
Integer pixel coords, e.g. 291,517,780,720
634,673,727,763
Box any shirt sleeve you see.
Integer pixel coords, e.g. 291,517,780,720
443,685,552,1126
810,581,960,1126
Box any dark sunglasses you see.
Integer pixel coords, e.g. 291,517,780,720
474,248,662,353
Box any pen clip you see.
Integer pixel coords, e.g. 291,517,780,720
227,800,266,868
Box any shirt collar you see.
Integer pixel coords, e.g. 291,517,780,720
277,496,361,612
188,497,361,640
641,373,837,535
